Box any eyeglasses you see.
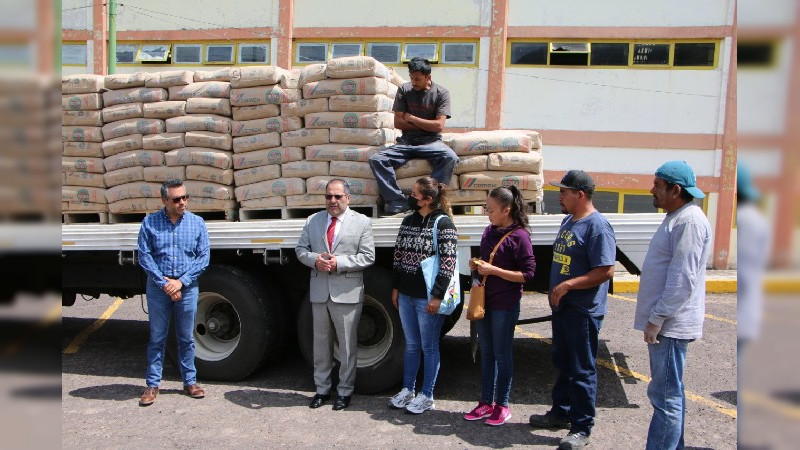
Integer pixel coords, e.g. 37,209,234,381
171,195,189,203
325,194,346,200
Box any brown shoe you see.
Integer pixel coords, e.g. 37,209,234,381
184,384,205,399
139,387,158,406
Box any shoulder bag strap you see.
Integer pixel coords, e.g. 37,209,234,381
480,227,519,285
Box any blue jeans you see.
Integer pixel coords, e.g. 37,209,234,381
551,306,604,435
145,280,198,387
477,303,521,406
398,293,446,398
646,336,691,450
368,141,459,209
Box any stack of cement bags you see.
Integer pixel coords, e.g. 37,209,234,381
62,74,107,215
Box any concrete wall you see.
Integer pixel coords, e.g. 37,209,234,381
114,0,278,30
62,0,92,30
293,0,491,27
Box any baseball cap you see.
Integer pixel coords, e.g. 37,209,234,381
737,164,760,201
550,170,595,192
655,161,705,199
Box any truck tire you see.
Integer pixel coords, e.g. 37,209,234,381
168,264,286,381
296,266,404,394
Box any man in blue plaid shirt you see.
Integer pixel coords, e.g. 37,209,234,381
137,178,210,406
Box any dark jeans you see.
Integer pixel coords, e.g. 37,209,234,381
551,306,604,435
477,302,521,406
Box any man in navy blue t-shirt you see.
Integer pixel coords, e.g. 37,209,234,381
529,170,616,450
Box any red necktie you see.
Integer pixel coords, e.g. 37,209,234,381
327,216,337,250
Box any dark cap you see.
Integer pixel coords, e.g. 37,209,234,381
550,170,595,193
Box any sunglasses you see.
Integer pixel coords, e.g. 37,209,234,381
325,194,346,200
171,195,189,203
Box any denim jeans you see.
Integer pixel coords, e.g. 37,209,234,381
145,280,198,387
551,306,604,435
477,303,521,406
398,293,446,398
368,141,459,209
646,336,691,450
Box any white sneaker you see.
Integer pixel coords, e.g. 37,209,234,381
405,393,435,414
389,387,415,409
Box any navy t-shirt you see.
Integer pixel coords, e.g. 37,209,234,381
549,211,616,316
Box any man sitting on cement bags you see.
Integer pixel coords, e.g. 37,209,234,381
369,57,458,217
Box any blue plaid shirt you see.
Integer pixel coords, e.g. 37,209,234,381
137,208,210,289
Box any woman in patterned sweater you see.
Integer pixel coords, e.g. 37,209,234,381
387,176,458,415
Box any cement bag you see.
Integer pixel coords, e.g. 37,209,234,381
305,144,381,162
108,197,163,214
62,74,104,94
185,131,233,151
234,164,281,186
63,141,103,158
231,116,301,137
186,165,234,185
444,130,533,156
62,93,103,111
303,77,389,99
229,66,287,88
105,182,163,202
328,94,394,112
487,151,543,173
306,112,394,129
190,198,237,211
66,201,107,212
458,172,543,191
193,68,233,82
387,82,398,99
397,176,457,192
143,101,187,119
503,129,543,150
387,67,405,87
281,128,330,147
233,132,281,153
102,118,165,140
104,166,144,188
298,64,327,87
306,176,379,196
103,150,166,171
168,82,231,100
143,133,185,151
102,134,144,157
326,56,390,79
232,104,280,121
145,70,194,88
328,161,373,178
232,146,303,169
241,196,285,209
235,178,305,201
449,189,489,204
279,98,328,117
104,72,147,90
143,165,186,182
166,114,231,134
329,127,396,146
63,126,103,143
63,186,107,203
281,161,329,178
522,189,544,202
186,98,231,116
284,194,379,207
230,86,301,106
62,110,102,127
280,70,300,89
64,171,106,188
102,103,144,123
184,180,234,200
455,155,489,175
395,159,433,179
102,87,168,107
165,148,233,169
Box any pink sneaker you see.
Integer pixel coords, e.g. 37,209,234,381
485,405,511,426
463,402,494,421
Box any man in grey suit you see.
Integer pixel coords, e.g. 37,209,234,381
296,179,375,410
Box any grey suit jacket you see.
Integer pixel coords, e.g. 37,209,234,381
295,207,375,304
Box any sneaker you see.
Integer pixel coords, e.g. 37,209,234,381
485,404,511,426
389,387,415,409
405,393,435,414
463,402,494,421
559,432,590,449
529,409,571,429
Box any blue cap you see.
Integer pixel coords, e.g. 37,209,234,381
655,161,705,199
737,164,760,201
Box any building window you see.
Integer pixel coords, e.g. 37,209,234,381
442,42,476,64
673,43,715,67
403,43,437,62
590,43,629,66
239,44,268,63
331,43,362,59
116,44,138,63
62,44,87,65
174,44,202,64
510,42,548,65
206,44,234,64
632,43,670,65
592,191,621,214
549,42,589,66
622,193,659,213
138,44,170,62
738,41,775,67
543,190,562,214
297,43,327,63
367,43,401,64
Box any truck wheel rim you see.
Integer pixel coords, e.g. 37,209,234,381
353,294,393,368
194,292,241,362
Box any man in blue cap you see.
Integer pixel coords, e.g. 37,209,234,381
635,161,712,449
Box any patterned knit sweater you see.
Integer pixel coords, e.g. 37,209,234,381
392,209,458,299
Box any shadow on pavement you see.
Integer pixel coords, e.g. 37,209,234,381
68,383,183,401
225,389,309,409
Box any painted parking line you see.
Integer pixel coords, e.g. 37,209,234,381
741,389,800,421
2,302,62,356
63,298,125,355
608,293,736,325
514,326,738,419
